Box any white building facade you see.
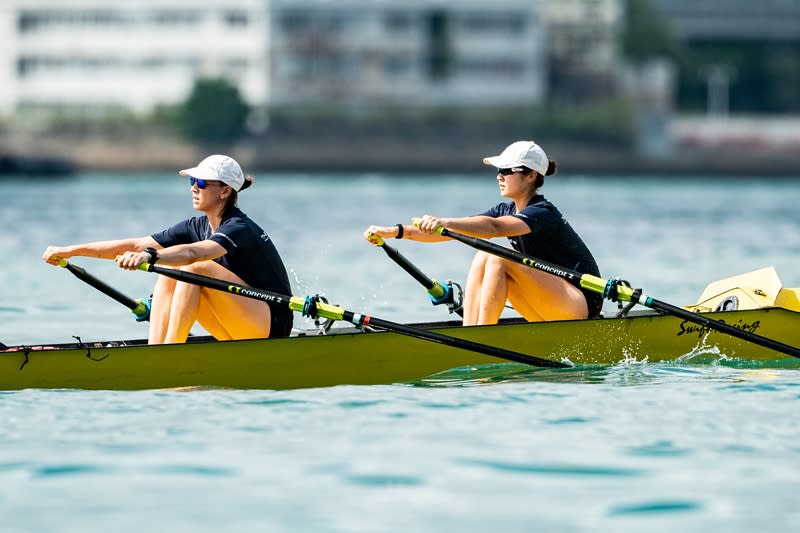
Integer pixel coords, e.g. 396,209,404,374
0,0,268,115
0,0,586,117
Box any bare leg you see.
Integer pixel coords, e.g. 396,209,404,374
502,258,588,321
195,283,271,340
154,260,271,344
476,255,512,324
463,254,588,326
163,275,201,344
148,275,176,344
462,252,489,326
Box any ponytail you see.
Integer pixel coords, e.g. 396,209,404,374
221,175,254,217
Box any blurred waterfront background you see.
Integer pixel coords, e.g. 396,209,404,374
1,0,800,175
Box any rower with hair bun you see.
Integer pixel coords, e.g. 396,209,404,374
364,140,601,325
43,154,293,344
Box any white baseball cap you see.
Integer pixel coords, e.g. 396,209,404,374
483,141,549,175
179,154,245,191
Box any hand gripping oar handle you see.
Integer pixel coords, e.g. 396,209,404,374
432,226,800,360
59,259,150,321
367,234,463,315
138,262,567,368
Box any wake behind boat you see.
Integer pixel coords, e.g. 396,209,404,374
2,267,799,391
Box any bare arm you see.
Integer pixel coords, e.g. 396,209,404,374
414,214,531,238
114,239,227,270
364,215,530,244
43,236,158,265
363,223,449,243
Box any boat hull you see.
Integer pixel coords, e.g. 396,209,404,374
2,307,799,391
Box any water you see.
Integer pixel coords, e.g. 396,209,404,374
1,172,799,531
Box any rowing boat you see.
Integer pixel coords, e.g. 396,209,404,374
2,266,799,391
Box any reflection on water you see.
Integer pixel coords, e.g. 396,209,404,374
414,359,799,388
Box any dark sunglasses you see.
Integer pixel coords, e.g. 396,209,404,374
189,176,220,189
497,167,529,176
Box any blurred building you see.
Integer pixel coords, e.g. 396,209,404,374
651,0,800,115
0,0,268,116
542,0,624,103
268,0,546,109
0,0,554,117
651,0,800,40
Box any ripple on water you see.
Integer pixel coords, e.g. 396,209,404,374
33,464,115,478
459,458,644,478
608,500,702,516
626,440,692,458
345,473,424,487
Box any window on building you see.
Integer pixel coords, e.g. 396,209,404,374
281,11,311,32
225,11,249,27
383,55,414,78
460,13,527,34
17,58,33,77
427,10,451,81
384,11,413,32
152,10,203,25
18,12,39,32
456,58,526,77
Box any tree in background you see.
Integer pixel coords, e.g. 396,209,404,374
179,78,249,144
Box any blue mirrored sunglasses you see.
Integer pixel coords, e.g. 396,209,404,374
190,176,220,189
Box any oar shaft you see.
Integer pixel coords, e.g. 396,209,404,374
648,296,800,358
61,261,149,318
141,263,566,368
381,243,439,293
438,228,589,288
437,227,800,359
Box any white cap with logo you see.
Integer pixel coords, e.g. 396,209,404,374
482,141,549,175
179,154,245,191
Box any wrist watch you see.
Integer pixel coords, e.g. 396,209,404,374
143,247,159,264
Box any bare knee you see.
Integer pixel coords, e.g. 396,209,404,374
469,251,491,270
154,273,176,292
181,261,215,275
484,254,510,276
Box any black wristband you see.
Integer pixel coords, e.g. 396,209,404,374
395,224,404,239
144,247,159,264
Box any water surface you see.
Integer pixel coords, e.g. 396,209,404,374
1,172,799,532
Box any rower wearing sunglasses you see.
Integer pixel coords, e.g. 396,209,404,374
43,154,293,343
364,140,601,326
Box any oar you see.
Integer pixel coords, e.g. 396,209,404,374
428,225,800,360
366,234,463,316
58,259,150,321
137,262,568,368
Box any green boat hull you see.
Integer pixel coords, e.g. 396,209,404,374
2,307,799,391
